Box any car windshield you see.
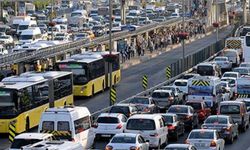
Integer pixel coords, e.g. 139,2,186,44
18,25,29,30
186,102,202,110
152,92,170,98
110,106,129,115
129,97,149,104
221,79,235,85
240,64,250,67
197,66,214,76
215,57,227,61
189,131,214,139
111,136,136,143
20,35,33,40
0,89,18,116
233,68,249,75
174,81,187,86
188,86,213,96
11,139,42,148
168,107,188,113
127,119,155,130
205,117,228,124
223,73,237,78
97,117,119,123
220,105,240,114
71,13,82,17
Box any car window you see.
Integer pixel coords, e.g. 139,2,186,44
127,119,156,130
97,117,119,123
152,92,170,98
220,105,240,114
189,131,214,139
174,81,187,86
42,121,54,131
129,97,150,104
168,106,188,113
110,106,129,115
111,136,136,143
159,119,164,128
205,117,228,124
186,102,202,110
138,136,145,143
190,108,194,114
57,121,70,131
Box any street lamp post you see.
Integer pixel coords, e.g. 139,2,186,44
215,0,219,42
109,0,113,106
182,0,185,59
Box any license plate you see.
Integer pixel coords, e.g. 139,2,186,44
195,143,205,147
101,134,111,137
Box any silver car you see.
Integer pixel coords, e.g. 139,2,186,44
201,115,239,143
186,129,225,150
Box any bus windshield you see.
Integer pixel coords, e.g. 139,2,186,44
189,86,213,96
0,89,18,117
57,63,88,85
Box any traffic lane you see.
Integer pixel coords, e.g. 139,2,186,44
76,25,234,113
0,136,9,150
225,128,250,150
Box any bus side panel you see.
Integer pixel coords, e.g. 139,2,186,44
54,94,74,106
112,70,121,85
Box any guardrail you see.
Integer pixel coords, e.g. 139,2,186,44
90,23,238,119
0,18,183,67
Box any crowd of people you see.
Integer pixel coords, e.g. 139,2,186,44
119,20,207,63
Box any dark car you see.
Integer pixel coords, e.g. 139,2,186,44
161,113,185,141
186,100,211,122
202,115,239,144
167,105,198,130
109,104,139,118
128,96,159,113
92,25,105,37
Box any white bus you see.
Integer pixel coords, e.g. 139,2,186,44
243,33,250,62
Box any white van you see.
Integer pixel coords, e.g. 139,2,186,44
17,20,37,35
125,114,168,149
22,141,83,150
223,49,240,66
19,27,42,45
10,133,53,150
38,106,95,149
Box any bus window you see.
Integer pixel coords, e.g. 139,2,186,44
33,82,49,106
20,87,32,110
54,75,73,100
0,89,18,115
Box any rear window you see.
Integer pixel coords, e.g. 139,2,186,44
42,121,54,131
215,57,227,61
162,115,173,123
168,107,188,113
233,68,249,75
97,117,119,123
11,139,41,148
240,64,250,67
174,81,187,86
205,117,228,124
129,97,149,104
152,92,170,98
189,131,214,139
186,102,202,110
127,119,155,130
111,136,136,143
110,106,129,114
223,73,237,78
197,66,213,76
57,121,70,131
220,105,240,114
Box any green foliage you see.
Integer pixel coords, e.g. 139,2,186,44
34,0,51,10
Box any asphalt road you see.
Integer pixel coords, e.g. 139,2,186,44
0,25,242,150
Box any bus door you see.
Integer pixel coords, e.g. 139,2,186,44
104,61,109,88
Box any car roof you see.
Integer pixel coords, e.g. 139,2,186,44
98,113,124,118
113,133,138,138
160,113,177,117
186,100,204,103
215,56,228,59
220,101,244,105
221,77,236,80
153,89,172,93
223,72,239,74
207,115,229,119
115,103,136,107
15,133,53,139
191,129,215,132
174,79,188,82
170,105,190,108
166,144,190,148
129,114,162,120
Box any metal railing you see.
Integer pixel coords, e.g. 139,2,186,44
0,18,183,67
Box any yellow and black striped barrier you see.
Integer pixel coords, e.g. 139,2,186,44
41,130,71,137
9,121,16,143
142,75,148,90
110,87,116,105
166,66,171,79
192,80,210,86
238,94,249,98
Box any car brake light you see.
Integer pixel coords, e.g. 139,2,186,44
223,126,232,132
105,145,113,150
167,125,175,130
150,133,158,137
210,140,217,147
130,146,140,150
116,124,123,129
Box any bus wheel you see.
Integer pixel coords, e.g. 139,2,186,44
114,75,117,85
25,118,30,131
91,85,95,97
64,101,66,106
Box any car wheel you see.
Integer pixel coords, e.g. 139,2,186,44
235,130,239,139
228,135,234,144
174,132,179,141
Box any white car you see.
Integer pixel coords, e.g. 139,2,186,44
94,113,127,139
221,81,232,100
173,79,188,94
105,133,149,150
221,77,236,93
222,71,240,79
10,133,53,150
186,129,225,150
165,144,197,150
0,35,13,44
214,56,232,70
125,114,168,149
240,62,250,68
